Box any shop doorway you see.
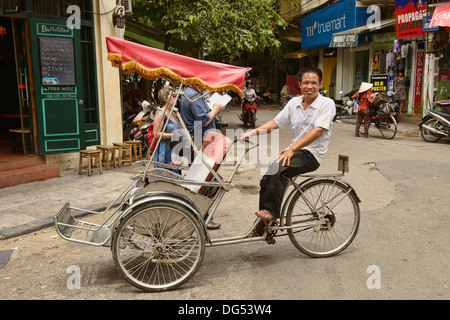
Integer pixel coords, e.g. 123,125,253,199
353,49,370,90
0,17,33,155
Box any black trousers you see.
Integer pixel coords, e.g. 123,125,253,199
259,149,320,219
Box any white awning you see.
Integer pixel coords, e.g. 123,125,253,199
330,19,396,48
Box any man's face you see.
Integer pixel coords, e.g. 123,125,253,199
299,73,321,100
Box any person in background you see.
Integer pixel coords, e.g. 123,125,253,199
178,83,224,230
152,86,181,174
394,70,407,115
353,82,375,138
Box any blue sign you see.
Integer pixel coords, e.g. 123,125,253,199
422,15,439,32
301,0,370,50
42,78,59,85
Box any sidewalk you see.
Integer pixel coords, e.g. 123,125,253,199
0,113,421,240
0,163,142,239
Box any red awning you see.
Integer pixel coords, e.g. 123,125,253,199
106,37,249,95
429,4,450,28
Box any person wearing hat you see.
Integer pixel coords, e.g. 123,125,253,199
353,82,375,138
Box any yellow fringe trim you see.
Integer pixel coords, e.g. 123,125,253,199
108,53,243,96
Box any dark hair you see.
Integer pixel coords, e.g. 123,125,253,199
298,67,323,83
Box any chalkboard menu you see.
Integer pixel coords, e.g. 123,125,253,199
39,36,76,86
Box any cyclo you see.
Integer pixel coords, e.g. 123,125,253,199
54,37,361,292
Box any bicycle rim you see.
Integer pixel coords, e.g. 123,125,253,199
112,202,205,292
379,114,397,139
286,180,360,258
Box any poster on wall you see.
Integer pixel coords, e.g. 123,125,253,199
370,74,388,93
395,0,427,39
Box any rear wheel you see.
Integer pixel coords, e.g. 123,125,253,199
112,201,205,292
285,179,360,258
420,119,443,142
379,114,397,139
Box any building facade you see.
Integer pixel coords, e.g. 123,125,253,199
0,0,122,168
280,0,449,115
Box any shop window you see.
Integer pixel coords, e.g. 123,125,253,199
80,26,98,125
0,0,22,12
354,50,370,89
33,0,92,20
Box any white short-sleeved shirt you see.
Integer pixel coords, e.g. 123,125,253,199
273,94,336,164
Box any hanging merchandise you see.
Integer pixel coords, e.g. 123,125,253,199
401,43,409,58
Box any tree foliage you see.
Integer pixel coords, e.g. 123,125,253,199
132,0,286,62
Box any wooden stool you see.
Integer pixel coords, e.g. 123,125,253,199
96,145,117,170
79,149,103,176
9,128,31,153
113,142,133,166
125,140,143,162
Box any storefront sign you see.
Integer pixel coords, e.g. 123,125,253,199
301,0,369,50
37,23,73,37
370,74,388,93
423,16,439,32
330,34,358,48
395,0,427,39
414,50,424,114
373,32,397,50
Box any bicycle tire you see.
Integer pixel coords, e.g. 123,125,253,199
112,201,205,292
250,112,256,129
379,114,397,139
285,179,360,258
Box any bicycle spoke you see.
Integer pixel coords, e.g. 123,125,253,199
287,179,360,258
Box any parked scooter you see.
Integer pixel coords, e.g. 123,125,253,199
419,100,450,142
126,100,159,140
333,90,356,121
238,96,258,129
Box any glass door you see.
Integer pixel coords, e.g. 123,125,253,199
354,49,370,90
12,18,32,154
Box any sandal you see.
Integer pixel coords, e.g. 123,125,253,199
255,209,277,222
248,219,266,238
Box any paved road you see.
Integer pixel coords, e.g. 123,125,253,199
1,104,449,300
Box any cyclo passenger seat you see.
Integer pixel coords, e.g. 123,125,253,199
183,131,233,195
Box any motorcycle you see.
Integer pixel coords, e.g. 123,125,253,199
334,90,357,121
419,100,450,142
280,94,295,108
126,99,159,140
238,96,258,129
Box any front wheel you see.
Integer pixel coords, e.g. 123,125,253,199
285,179,360,258
112,201,205,292
249,112,256,129
379,114,397,139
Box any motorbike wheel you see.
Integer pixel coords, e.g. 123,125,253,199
420,119,443,143
250,112,256,129
126,123,139,140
